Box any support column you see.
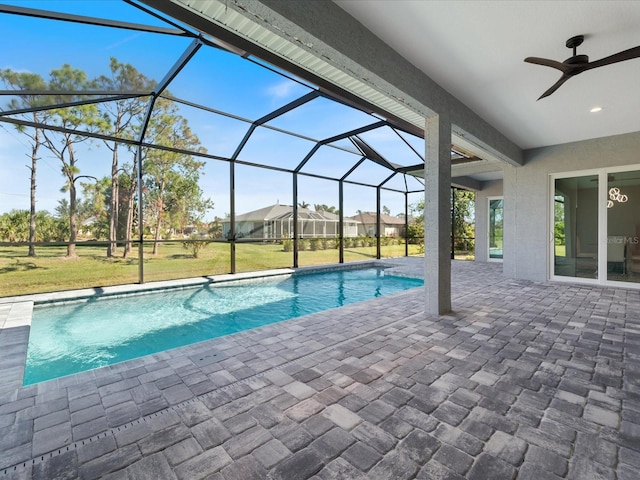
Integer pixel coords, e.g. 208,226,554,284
424,114,452,314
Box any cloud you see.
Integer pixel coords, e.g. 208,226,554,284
265,80,297,99
103,33,143,51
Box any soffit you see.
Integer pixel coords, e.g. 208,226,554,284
158,0,510,178
173,0,426,131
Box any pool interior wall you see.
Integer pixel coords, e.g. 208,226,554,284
0,260,423,388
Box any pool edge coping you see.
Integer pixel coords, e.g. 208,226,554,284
1,291,433,475
1,259,412,390
0,259,390,306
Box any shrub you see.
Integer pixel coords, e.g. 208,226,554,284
182,236,210,259
282,239,293,252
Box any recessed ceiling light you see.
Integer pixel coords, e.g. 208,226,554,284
590,106,603,113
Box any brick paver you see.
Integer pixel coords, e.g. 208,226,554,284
1,259,639,478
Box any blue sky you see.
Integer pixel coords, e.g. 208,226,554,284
0,1,425,220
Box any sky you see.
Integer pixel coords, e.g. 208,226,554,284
0,1,426,221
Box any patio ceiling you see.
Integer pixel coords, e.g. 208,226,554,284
336,0,640,151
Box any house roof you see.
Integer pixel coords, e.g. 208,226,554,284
348,211,405,225
227,204,352,223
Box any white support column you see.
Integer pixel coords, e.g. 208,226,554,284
424,114,452,314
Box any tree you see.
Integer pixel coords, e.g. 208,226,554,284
0,209,68,243
406,189,475,253
452,188,475,252
54,199,71,241
407,199,424,246
95,58,155,257
141,97,210,254
382,205,391,216
0,210,29,242
314,204,338,214
0,69,50,256
208,216,224,239
298,201,310,209
78,176,110,240
36,210,66,242
41,64,107,257
119,167,137,257
165,173,213,236
553,197,565,246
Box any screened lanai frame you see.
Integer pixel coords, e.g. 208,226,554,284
0,1,460,287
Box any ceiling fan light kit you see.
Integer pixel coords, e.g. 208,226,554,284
524,35,640,100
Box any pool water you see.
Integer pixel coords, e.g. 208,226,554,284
24,268,423,384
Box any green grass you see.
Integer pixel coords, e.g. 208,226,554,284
0,241,424,297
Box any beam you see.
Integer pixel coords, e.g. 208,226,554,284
451,176,482,191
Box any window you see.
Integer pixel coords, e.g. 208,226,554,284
488,198,503,261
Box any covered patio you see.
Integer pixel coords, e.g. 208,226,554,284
1,259,639,479
2,1,640,479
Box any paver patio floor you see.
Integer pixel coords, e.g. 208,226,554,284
1,259,639,479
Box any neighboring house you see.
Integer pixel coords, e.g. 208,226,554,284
348,211,406,237
181,225,199,237
222,204,359,240
78,216,98,238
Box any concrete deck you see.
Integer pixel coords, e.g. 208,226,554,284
1,259,639,479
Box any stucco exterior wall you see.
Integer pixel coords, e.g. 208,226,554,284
503,131,640,282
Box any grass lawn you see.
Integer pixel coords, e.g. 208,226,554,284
0,241,424,297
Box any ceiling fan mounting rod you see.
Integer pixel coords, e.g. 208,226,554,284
566,35,584,56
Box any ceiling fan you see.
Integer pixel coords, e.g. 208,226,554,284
524,35,640,100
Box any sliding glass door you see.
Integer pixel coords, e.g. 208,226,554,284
553,175,598,279
607,170,640,283
552,166,640,286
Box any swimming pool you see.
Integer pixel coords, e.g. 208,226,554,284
24,267,423,385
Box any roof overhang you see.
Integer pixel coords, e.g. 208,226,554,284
140,0,520,186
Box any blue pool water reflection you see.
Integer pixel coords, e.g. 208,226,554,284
25,268,423,384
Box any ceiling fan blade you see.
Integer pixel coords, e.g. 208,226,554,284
537,74,571,100
584,45,640,70
524,57,572,73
